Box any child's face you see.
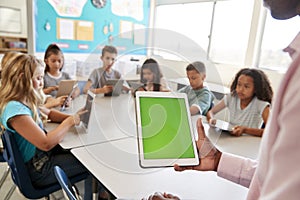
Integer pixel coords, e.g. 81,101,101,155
142,68,154,83
32,66,45,91
187,70,205,90
44,53,63,72
235,74,255,101
101,52,117,71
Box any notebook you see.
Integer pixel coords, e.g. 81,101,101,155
135,91,199,168
75,90,96,134
56,80,78,97
104,79,124,96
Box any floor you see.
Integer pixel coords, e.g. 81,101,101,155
0,162,85,200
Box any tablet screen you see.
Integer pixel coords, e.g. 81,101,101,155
135,92,199,168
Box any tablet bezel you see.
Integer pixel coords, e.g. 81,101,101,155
80,90,96,129
56,80,78,97
135,91,199,168
60,83,79,111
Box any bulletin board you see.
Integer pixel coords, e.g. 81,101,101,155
33,0,150,55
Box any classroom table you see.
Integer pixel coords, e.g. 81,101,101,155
45,93,261,157
44,94,136,149
71,136,250,200
46,93,261,199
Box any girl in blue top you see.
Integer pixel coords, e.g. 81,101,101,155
206,68,273,137
0,54,89,190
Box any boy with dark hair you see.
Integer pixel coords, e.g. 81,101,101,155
178,61,214,115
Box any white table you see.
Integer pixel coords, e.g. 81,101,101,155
47,93,261,199
191,116,261,160
71,137,249,200
45,94,137,149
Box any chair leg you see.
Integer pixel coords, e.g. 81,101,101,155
3,184,16,200
0,166,10,189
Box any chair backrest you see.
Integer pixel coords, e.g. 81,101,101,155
1,130,61,199
54,165,78,200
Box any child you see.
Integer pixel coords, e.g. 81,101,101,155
43,44,80,98
0,53,91,196
206,68,273,137
137,58,170,92
178,61,214,116
83,45,127,95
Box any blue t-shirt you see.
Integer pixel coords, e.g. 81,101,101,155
178,85,214,115
1,101,38,162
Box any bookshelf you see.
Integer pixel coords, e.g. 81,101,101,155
0,36,27,54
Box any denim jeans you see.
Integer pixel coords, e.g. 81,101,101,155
26,145,92,199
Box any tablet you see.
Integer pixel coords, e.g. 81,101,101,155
80,90,96,130
135,91,199,168
128,81,144,91
56,80,78,97
212,119,234,132
60,83,78,111
104,79,124,96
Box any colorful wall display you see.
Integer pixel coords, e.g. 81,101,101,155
34,0,150,55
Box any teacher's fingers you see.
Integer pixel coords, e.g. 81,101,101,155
174,164,195,172
197,118,206,141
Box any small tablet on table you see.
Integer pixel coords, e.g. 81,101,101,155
135,91,199,168
56,80,78,97
60,83,78,111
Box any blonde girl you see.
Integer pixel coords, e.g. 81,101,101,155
0,53,90,190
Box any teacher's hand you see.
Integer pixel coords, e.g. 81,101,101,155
174,118,222,172
143,192,180,200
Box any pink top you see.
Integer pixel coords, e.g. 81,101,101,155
217,49,300,199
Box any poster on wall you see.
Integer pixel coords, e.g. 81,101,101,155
33,0,150,55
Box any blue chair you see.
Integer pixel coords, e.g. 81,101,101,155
1,130,88,199
54,165,79,200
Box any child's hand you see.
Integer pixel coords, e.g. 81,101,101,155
44,85,59,94
55,95,68,107
103,85,113,94
231,126,244,137
209,118,217,126
72,108,88,126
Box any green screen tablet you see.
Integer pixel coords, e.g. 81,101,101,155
135,91,199,168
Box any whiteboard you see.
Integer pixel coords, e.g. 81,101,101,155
0,7,21,33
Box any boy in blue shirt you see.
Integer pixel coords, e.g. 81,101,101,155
178,61,214,115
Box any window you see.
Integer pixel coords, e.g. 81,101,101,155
153,0,254,66
209,0,253,65
154,2,214,61
259,11,300,72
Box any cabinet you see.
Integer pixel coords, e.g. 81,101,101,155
0,36,27,54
